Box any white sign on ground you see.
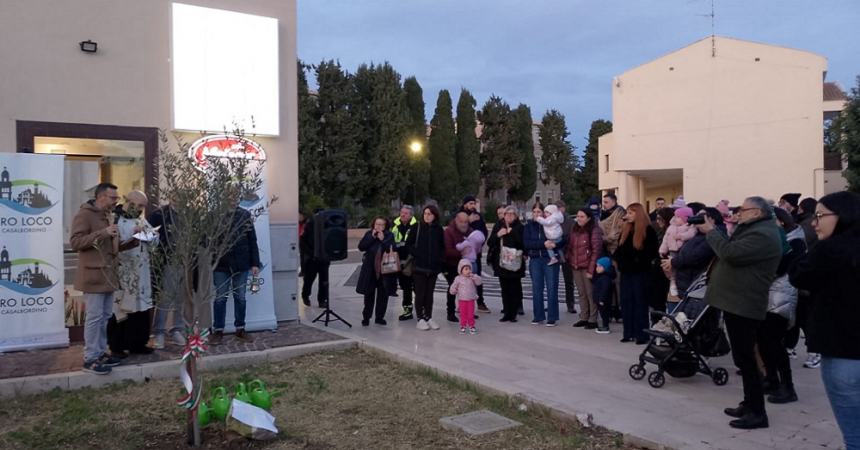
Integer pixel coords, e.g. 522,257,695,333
0,153,68,351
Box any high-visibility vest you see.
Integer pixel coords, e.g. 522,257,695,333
391,216,418,243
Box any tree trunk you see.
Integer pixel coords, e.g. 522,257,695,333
186,356,201,446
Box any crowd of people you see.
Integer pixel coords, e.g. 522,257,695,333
72,183,261,376
305,190,859,446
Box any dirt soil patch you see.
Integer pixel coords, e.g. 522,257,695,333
0,348,629,449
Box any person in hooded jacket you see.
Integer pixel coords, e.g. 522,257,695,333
789,191,860,450
406,205,446,331
356,216,397,326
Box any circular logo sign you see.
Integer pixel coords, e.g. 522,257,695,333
187,134,267,171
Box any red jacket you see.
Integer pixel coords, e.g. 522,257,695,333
444,225,469,268
565,224,603,274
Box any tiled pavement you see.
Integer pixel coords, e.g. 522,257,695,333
0,321,345,380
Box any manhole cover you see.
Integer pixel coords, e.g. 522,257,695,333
439,409,522,437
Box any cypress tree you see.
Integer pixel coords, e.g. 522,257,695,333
580,119,613,201
428,90,459,209
455,88,481,196
508,104,537,202
539,110,579,205
478,96,518,199
297,60,322,209
403,76,430,203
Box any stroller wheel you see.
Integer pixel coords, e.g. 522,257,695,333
712,367,729,386
648,372,665,388
629,364,646,380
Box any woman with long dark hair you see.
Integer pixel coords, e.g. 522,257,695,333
789,191,860,449
406,205,445,331
566,208,603,329
487,206,525,323
614,203,659,344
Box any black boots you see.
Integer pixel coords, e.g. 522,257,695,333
724,403,769,429
767,384,798,404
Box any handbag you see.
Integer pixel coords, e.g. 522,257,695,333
401,224,418,276
499,244,523,272
381,251,401,275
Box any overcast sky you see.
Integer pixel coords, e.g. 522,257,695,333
298,0,860,150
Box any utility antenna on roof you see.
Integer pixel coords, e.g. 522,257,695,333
697,0,717,57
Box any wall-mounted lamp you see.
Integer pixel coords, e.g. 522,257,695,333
79,40,98,53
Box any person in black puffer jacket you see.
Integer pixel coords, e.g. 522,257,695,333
405,205,446,330
789,191,860,450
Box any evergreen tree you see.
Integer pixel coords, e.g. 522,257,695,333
539,110,580,206
455,88,481,196
297,60,322,209
403,76,430,203
352,62,411,208
828,75,860,192
478,96,518,199
508,104,537,202
579,119,613,201
314,60,365,207
428,90,459,209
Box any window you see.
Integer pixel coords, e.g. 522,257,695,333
604,155,609,172
534,192,542,204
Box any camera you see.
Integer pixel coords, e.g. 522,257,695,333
687,215,706,225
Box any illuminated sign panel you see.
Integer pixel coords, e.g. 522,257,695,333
172,3,279,135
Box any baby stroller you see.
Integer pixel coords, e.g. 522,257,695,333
628,272,731,388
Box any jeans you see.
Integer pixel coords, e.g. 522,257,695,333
152,263,185,336
821,357,860,450
213,270,249,331
530,256,559,323
83,293,114,363
620,271,649,341
724,311,765,415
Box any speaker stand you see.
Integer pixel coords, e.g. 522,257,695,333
312,306,352,328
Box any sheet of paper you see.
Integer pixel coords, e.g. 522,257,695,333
230,399,279,433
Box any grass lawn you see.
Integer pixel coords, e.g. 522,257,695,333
0,348,628,449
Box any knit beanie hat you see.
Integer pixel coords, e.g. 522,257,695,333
458,259,472,274
671,195,686,209
462,195,477,206
596,257,612,272
674,207,694,221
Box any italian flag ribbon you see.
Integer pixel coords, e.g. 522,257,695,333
176,325,210,410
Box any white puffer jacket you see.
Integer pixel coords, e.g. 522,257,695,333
767,227,805,327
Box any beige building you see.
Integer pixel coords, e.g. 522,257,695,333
598,36,848,208
0,0,301,320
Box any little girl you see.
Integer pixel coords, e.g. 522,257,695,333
536,204,565,265
449,259,482,334
659,207,697,303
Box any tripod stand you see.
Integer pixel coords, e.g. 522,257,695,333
312,303,352,327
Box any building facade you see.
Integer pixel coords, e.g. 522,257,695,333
0,0,300,321
598,36,848,208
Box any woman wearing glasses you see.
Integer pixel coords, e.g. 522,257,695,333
789,191,860,450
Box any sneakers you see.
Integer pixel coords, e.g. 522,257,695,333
804,353,822,369
152,334,165,350
786,348,797,359
82,361,111,375
427,319,441,330
460,327,467,334
545,321,558,327
477,304,490,313
99,354,122,367
531,320,544,325
548,257,559,266
596,327,610,334
171,330,187,347
398,311,414,321
417,319,430,331
469,327,478,335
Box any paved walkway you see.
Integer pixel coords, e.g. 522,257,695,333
0,321,344,380
302,263,843,450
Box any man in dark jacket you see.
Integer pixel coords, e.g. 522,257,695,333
460,195,490,312
299,212,330,308
697,196,782,430
210,205,261,344
444,212,473,322
391,205,418,321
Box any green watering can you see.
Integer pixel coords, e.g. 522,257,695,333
249,379,272,410
210,386,230,421
197,401,211,427
235,382,252,404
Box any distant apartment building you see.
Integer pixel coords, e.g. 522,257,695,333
598,36,849,208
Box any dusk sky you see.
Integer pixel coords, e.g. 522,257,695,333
298,0,860,150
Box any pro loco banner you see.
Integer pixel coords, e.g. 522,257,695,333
0,153,68,351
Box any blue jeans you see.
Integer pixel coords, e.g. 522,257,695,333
822,357,860,450
530,256,559,322
83,292,114,363
213,270,249,331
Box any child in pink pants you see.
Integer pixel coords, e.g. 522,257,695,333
449,259,482,334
